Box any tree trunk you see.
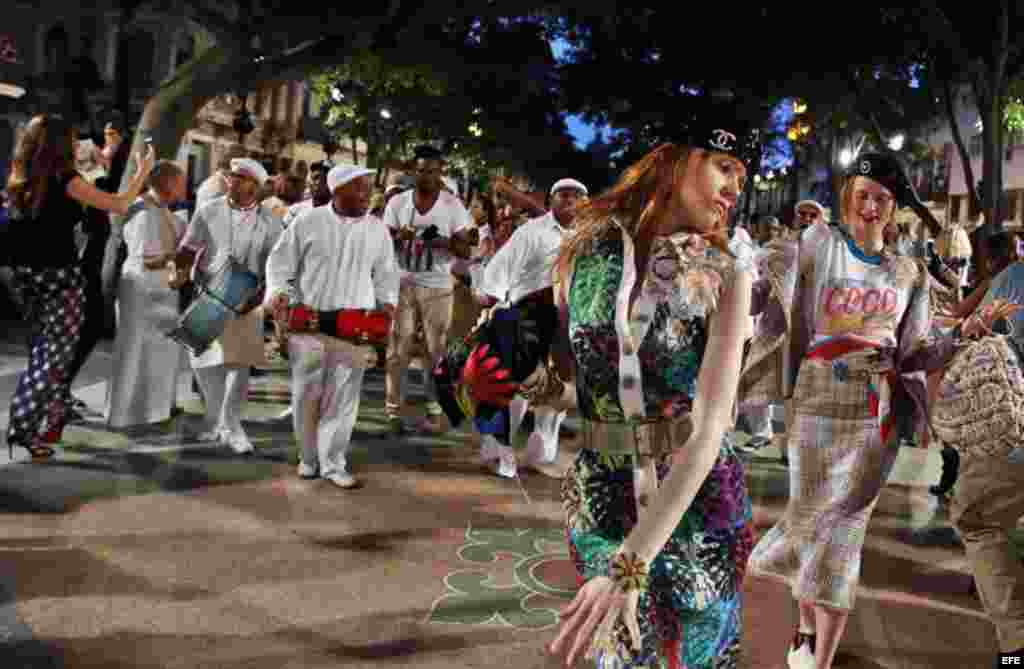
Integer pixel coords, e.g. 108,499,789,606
102,44,239,303
351,137,359,165
941,75,979,215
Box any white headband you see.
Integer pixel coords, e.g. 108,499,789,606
550,178,588,196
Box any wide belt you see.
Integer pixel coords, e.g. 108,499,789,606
581,417,694,461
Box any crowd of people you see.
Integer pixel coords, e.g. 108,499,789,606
4,107,1024,669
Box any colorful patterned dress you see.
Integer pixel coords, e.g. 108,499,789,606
563,223,754,669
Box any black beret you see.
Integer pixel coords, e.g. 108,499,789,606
675,99,763,169
847,152,919,208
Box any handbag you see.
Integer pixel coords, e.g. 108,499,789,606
931,334,1024,461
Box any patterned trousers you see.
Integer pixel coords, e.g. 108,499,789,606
6,266,85,448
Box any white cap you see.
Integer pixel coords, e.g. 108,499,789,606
229,158,269,185
795,199,826,215
550,178,587,195
327,165,376,193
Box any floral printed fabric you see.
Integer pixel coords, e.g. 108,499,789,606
564,228,752,668
564,449,753,669
568,231,735,423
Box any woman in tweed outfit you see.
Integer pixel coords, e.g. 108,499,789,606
746,153,1009,669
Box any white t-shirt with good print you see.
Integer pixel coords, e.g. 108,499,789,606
802,222,924,350
383,188,471,289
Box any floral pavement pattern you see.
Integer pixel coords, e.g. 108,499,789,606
427,525,577,630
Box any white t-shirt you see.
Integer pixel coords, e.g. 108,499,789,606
802,222,923,349
383,189,471,289
481,212,564,304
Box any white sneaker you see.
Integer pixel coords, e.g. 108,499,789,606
325,471,358,489
297,462,318,479
222,429,255,454
480,435,502,463
786,631,816,669
490,445,517,479
183,424,221,442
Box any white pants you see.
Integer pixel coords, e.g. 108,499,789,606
290,339,365,478
526,405,566,464
482,399,565,467
193,364,250,435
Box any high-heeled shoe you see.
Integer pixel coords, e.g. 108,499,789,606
8,440,55,460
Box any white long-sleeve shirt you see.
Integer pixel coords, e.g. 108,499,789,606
265,204,399,311
482,212,565,304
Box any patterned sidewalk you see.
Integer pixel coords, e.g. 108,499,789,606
0,346,1004,668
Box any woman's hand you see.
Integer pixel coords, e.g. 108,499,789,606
547,575,641,668
962,299,1021,338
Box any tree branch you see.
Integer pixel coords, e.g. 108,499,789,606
182,4,250,55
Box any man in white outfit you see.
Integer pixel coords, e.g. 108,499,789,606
170,158,282,453
265,165,399,489
477,178,586,478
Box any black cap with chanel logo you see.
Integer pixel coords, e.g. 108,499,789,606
676,99,763,169
848,151,942,235
847,152,920,208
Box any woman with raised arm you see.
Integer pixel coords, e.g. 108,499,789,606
4,113,153,459
532,106,760,668
747,153,1014,669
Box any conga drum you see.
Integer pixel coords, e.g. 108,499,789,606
166,258,262,355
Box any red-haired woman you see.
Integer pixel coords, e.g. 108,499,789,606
537,112,760,667
4,113,153,459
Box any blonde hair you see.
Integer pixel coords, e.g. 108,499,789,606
555,144,728,283
838,176,897,230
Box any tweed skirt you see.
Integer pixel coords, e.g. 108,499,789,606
747,355,898,610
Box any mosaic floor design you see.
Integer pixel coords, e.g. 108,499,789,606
428,525,577,630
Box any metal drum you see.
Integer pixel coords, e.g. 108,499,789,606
166,258,262,355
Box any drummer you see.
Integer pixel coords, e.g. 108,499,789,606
170,158,282,453
476,177,587,478
265,165,399,489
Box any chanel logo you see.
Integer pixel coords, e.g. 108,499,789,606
859,160,871,174
708,129,737,151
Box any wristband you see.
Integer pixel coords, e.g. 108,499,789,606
609,551,649,593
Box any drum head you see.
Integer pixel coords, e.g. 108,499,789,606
166,293,231,354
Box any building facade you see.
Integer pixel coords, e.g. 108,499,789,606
0,2,362,196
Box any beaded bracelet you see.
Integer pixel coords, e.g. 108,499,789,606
610,552,649,593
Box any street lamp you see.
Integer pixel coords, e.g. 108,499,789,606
380,108,392,120
888,133,905,151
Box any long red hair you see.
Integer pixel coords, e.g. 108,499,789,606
555,144,730,284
